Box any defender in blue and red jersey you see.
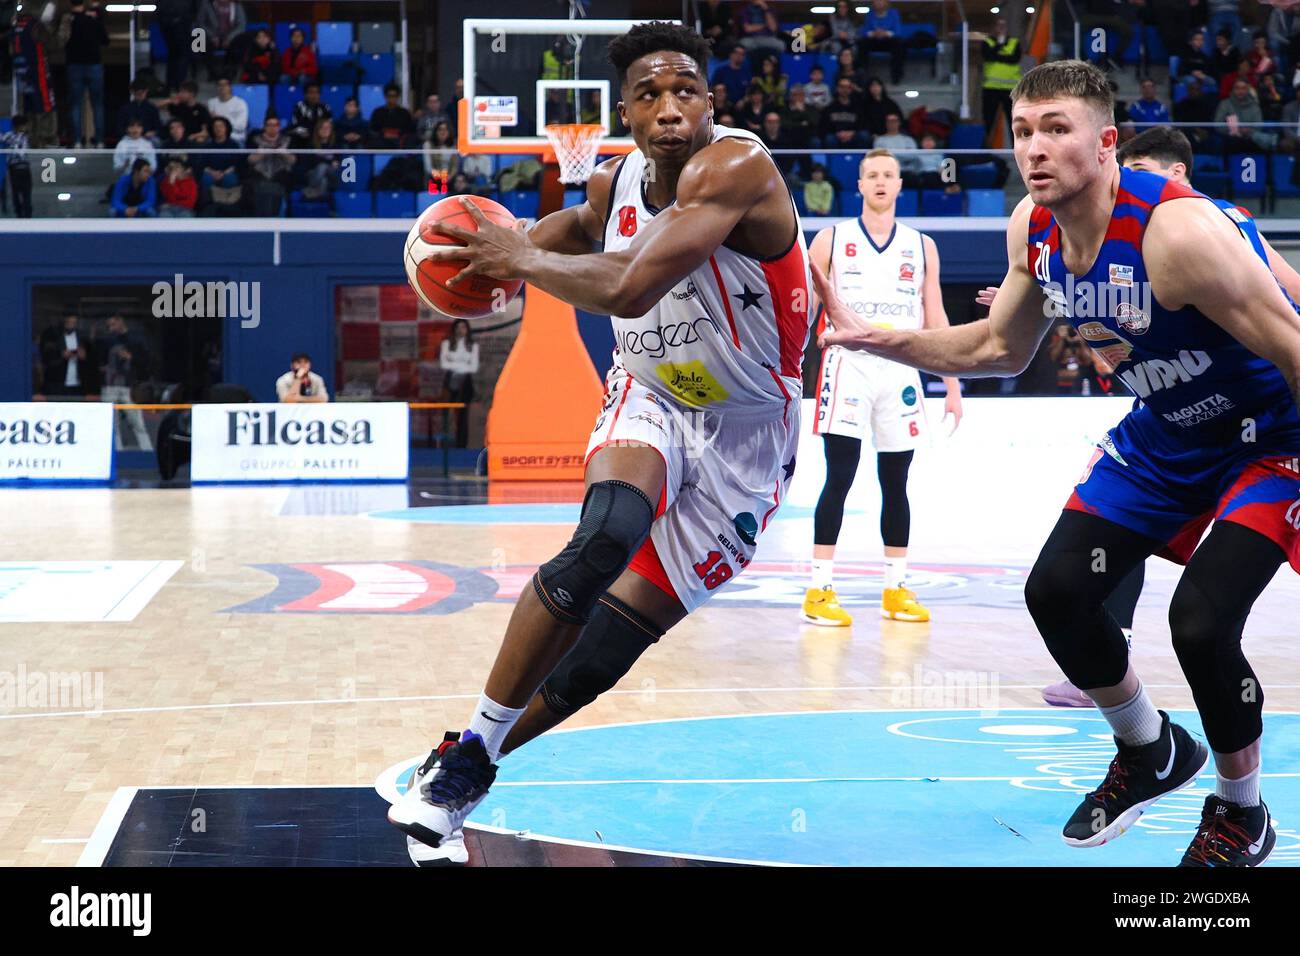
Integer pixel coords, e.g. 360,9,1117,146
816,60,1300,866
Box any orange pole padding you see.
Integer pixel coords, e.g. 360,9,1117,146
1028,4,1051,63
486,283,605,482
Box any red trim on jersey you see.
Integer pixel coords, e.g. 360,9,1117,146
584,438,668,518
1103,214,1144,249
766,364,792,402
1235,205,1253,219
760,398,792,531
761,247,811,379
1155,180,1199,204
604,380,632,442
627,535,679,601
708,255,743,349
1117,186,1153,210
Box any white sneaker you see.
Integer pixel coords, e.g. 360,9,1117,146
388,731,497,849
406,831,468,866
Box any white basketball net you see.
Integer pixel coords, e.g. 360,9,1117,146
544,123,606,184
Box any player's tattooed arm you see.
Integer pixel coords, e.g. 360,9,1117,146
818,196,1054,377
522,156,620,255
1146,199,1300,414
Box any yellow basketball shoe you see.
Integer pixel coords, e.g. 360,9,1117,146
802,587,853,627
881,586,930,622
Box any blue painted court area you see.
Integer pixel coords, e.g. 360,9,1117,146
368,503,830,524
386,710,1300,866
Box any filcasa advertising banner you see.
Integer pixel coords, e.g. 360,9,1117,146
0,402,115,481
191,404,409,482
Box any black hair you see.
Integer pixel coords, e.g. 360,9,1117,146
1115,126,1194,175
180,80,198,94
305,82,321,93
384,82,401,96
292,352,311,364
12,114,28,129
450,319,473,344
345,96,359,106
131,157,152,174
607,21,713,90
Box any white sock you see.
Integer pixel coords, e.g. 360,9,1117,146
1099,684,1163,746
884,557,907,590
466,693,527,762
1217,766,1261,808
811,558,834,591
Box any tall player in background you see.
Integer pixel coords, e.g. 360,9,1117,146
802,149,963,627
977,124,1300,708
388,22,811,864
819,61,1300,866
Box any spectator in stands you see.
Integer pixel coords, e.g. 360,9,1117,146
711,82,733,118
1220,56,1258,98
1216,78,1277,153
804,64,831,109
874,112,919,180
914,132,956,191
1206,0,1242,48
736,1,786,64
820,77,869,147
448,171,474,197
207,76,248,143
1127,78,1171,130
41,313,97,397
1247,32,1278,78
240,28,278,84
277,353,329,403
780,84,821,157
439,320,478,447
804,163,834,215
856,0,905,86
11,6,57,147
158,158,198,216
834,46,871,94
759,111,796,177
459,150,492,187
168,81,211,142
1079,0,1135,73
1049,323,1094,395
1178,30,1215,88
2,115,33,219
1258,72,1285,123
301,118,340,200
370,83,415,148
755,54,788,107
281,27,318,87
110,158,158,218
61,0,109,148
699,1,735,54
112,119,157,175
117,80,162,142
246,115,296,214
97,314,152,448
1280,85,1300,152
716,110,737,129
1212,29,1243,82
1268,4,1300,75
712,44,752,106
981,17,1021,140
336,97,370,150
424,120,458,188
417,94,450,143
197,0,247,81
737,83,769,136
158,118,193,168
862,77,903,138
196,115,242,194
823,1,859,56
1172,76,1217,150
288,83,331,146
155,0,195,90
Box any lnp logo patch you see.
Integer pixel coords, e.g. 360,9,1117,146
901,385,918,406
733,512,758,546
655,360,729,407
1108,263,1134,288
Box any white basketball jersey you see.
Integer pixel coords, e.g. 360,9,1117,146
602,124,810,416
822,219,927,338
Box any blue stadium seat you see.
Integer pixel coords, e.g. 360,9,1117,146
562,189,586,209
371,153,394,178
1192,171,1229,197
828,152,861,191
274,85,300,121
840,191,864,218
275,22,312,53
501,190,541,220
1194,153,1225,172
358,22,397,54
965,188,1006,217
289,190,332,217
342,153,372,189
233,84,270,127
960,162,1000,189
0,116,12,134
793,188,809,217
782,53,817,85
321,84,351,117
1230,154,1267,199
316,22,354,57
895,189,919,217
1172,79,1189,104
358,84,386,119
921,189,962,216
1272,154,1300,198
416,192,441,214
900,22,938,58
376,191,417,217
149,21,168,59
947,124,985,150
360,53,395,86
335,191,373,217
319,56,359,85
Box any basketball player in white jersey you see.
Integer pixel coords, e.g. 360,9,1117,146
802,149,963,627
386,22,811,864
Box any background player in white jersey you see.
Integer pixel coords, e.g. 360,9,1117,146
386,22,811,863
802,149,963,627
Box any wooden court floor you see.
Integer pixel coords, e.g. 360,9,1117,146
2,482,1299,866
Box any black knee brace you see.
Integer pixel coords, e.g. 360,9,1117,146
533,480,654,625
541,592,665,717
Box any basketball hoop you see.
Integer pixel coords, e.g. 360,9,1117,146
544,123,606,184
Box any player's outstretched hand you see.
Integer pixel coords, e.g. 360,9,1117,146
975,286,999,309
813,260,885,352
425,196,534,286
943,392,963,435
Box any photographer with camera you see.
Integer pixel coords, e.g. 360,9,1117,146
275,352,329,403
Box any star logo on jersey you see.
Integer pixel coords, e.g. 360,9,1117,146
734,284,765,311
782,455,796,480
654,360,729,407
617,205,637,237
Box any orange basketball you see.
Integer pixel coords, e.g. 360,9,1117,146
404,194,524,319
